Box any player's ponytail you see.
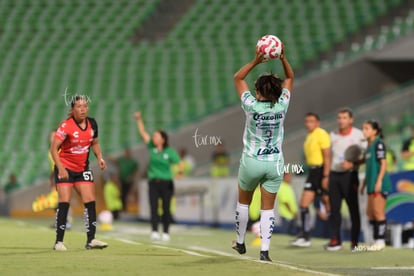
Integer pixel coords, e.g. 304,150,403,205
366,120,384,139
254,73,283,104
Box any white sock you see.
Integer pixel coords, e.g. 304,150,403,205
260,209,275,251
235,202,249,244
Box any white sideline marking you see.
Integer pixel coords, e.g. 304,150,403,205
188,246,235,257
372,266,414,270
115,238,142,246
152,245,209,257
189,246,340,276
27,220,337,275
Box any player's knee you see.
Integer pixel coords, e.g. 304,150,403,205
373,210,384,220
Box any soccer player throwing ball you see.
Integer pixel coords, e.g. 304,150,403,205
50,95,108,251
232,45,294,261
360,120,391,251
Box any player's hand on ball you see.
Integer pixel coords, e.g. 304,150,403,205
280,44,285,60
254,46,268,64
133,112,142,121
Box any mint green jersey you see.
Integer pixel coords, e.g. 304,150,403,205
240,89,291,162
147,141,180,180
365,137,392,194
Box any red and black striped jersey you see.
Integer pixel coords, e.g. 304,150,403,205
55,117,98,172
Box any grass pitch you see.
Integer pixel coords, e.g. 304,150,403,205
0,217,413,276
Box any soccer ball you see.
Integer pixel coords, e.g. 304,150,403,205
98,210,113,225
256,35,283,59
251,221,260,237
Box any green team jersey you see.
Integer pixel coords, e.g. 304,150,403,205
365,137,392,194
240,88,291,162
147,141,180,180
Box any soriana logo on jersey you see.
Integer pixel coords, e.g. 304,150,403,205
70,145,89,154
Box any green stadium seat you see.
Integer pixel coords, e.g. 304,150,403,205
0,0,411,185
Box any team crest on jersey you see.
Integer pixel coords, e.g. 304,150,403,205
163,153,169,159
56,128,66,139
280,92,289,103
73,131,79,138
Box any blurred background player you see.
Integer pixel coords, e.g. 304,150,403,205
401,125,414,171
312,196,330,239
291,112,331,247
103,171,123,221
232,46,294,262
325,107,366,251
276,173,298,236
210,143,230,178
360,120,392,251
169,147,195,223
50,95,108,251
134,111,183,242
116,147,139,212
172,148,195,176
3,174,21,195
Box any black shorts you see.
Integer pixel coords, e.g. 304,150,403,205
54,167,94,186
303,166,326,195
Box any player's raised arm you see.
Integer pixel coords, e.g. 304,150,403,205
234,48,268,98
134,112,150,144
280,48,294,93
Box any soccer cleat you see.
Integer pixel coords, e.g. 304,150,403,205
54,241,67,251
161,233,170,242
85,239,108,250
324,240,343,251
350,241,358,251
231,240,246,254
260,251,272,262
290,237,311,248
367,240,385,251
151,231,161,241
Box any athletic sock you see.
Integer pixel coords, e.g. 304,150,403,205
377,220,387,240
373,220,379,241
300,207,310,239
260,209,275,252
84,201,97,244
235,202,249,244
55,202,70,243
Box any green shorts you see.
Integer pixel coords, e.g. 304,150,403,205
238,153,284,194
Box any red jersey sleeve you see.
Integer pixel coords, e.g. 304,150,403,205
55,120,69,142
